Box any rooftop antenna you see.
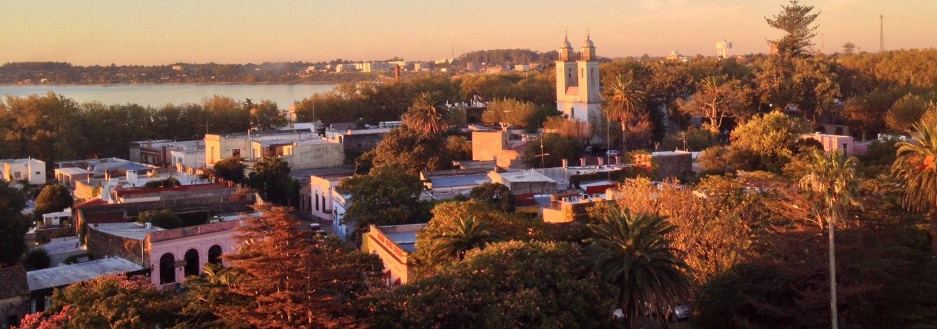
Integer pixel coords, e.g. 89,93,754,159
880,14,885,53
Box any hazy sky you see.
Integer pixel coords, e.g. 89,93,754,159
2,0,936,65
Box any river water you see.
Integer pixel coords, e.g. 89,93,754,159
0,84,338,108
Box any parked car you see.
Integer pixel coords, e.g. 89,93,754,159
606,149,620,157
309,223,321,230
673,304,692,321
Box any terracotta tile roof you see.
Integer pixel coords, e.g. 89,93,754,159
0,266,28,299
74,198,107,209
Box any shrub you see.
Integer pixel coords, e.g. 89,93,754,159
23,248,51,270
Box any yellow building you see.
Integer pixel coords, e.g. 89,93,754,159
361,224,425,285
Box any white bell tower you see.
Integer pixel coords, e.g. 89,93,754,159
555,32,603,143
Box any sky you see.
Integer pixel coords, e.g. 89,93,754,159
1,0,936,66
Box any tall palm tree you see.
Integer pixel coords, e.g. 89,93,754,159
429,216,495,261
586,206,690,328
603,73,646,152
403,91,449,134
892,122,937,252
799,150,860,329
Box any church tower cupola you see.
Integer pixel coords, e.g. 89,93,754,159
559,31,574,61
580,32,596,61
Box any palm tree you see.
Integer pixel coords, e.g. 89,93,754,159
403,91,449,134
603,73,646,152
429,216,495,261
799,150,860,329
586,206,690,328
892,122,937,252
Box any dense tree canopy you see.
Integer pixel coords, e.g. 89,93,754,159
33,184,73,218
338,165,428,238
367,240,616,329
0,180,29,266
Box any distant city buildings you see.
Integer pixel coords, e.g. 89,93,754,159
716,39,733,59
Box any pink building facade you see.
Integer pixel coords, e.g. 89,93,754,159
147,220,241,287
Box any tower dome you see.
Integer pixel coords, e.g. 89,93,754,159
580,34,596,61
559,32,574,61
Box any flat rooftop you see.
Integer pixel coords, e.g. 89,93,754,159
376,224,425,253
26,257,144,291
497,170,556,183
429,173,491,189
89,222,164,240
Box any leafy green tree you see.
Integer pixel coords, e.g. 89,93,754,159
0,180,28,266
885,93,931,133
766,0,819,57
137,209,184,229
365,241,616,329
247,157,298,206
729,111,812,172
212,157,246,182
481,98,537,128
799,150,861,329
677,76,753,131
469,182,516,213
174,264,250,329
45,275,181,328
248,99,287,131
402,91,449,134
586,205,691,328
338,166,427,238
445,135,472,161
428,216,495,262
523,133,584,168
33,184,73,217
410,200,537,277
369,127,451,175
203,95,250,133
603,73,647,152
892,122,937,252
22,248,51,271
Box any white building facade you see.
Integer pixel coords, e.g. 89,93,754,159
556,33,603,144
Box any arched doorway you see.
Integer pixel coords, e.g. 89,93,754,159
159,253,176,284
184,249,200,277
208,245,223,265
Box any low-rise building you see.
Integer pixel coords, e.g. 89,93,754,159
324,125,394,153
1,158,46,185
54,158,157,188
804,133,867,156
73,183,255,238
488,170,558,195
471,129,528,169
204,129,315,166
250,138,344,170
26,257,146,312
129,139,205,168
542,191,612,223
420,168,491,201
361,224,425,285
299,169,355,220
86,218,243,287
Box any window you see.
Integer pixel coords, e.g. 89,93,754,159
159,253,176,284
184,249,200,277
315,193,320,211
232,149,240,157
14,172,21,179
208,245,223,265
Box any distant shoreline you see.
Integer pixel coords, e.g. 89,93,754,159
0,81,345,87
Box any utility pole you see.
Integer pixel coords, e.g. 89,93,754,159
880,15,885,53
